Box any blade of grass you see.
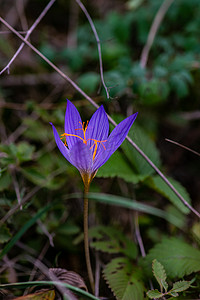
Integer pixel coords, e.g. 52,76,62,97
88,193,183,228
65,193,183,228
0,281,100,300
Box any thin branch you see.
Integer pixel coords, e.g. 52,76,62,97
0,0,56,75
25,255,76,300
37,220,55,247
11,170,22,210
0,167,66,223
134,213,154,289
134,212,146,257
0,17,199,218
140,0,175,69
0,30,28,34
94,252,100,297
75,0,109,99
16,0,29,33
25,240,50,293
165,138,200,157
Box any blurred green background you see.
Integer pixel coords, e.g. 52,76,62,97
0,0,200,298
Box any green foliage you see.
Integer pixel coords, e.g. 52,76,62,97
0,142,35,166
0,224,11,244
88,192,183,228
97,150,144,184
78,72,100,94
103,257,145,300
146,175,191,214
147,259,191,299
0,172,11,192
0,203,53,260
152,259,168,292
1,0,200,298
171,281,191,293
147,290,163,299
0,281,99,300
122,124,161,177
90,226,137,259
144,238,200,278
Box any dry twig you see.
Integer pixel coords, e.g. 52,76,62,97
0,15,199,218
165,138,200,157
140,0,175,68
0,0,56,75
75,0,109,99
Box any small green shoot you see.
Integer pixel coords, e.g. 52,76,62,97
147,259,191,298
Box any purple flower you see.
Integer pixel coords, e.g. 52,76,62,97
50,100,138,187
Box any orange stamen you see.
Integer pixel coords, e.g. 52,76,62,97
88,139,107,160
75,121,89,142
60,135,68,146
61,121,107,160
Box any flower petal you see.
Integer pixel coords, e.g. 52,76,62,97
93,112,138,170
86,105,109,149
50,122,72,164
69,141,93,174
64,100,83,148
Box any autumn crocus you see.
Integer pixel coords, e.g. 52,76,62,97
50,100,138,187
50,100,138,293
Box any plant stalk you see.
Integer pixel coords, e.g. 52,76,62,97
83,186,95,294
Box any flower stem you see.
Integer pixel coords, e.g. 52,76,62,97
83,186,95,294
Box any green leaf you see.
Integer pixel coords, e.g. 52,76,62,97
121,124,161,177
0,224,12,243
139,79,164,105
144,238,200,278
152,259,168,292
0,172,11,191
87,193,183,228
146,175,191,214
78,72,100,94
168,291,179,297
15,142,35,163
171,280,191,293
97,150,145,183
103,257,145,300
0,142,35,164
146,289,163,299
90,226,137,259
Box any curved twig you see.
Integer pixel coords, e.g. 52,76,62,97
0,0,56,75
165,138,200,157
0,16,199,218
140,0,175,69
75,0,109,99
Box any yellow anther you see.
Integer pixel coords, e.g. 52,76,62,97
60,135,68,146
61,133,85,144
89,139,107,160
61,122,107,160
75,121,89,142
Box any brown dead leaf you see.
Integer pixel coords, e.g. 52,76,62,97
49,268,88,292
